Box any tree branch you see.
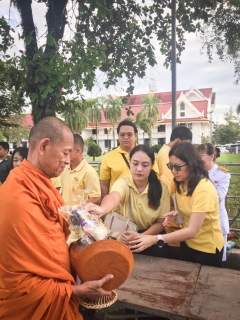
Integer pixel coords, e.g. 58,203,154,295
45,0,68,52
13,0,38,59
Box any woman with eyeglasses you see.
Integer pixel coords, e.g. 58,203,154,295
87,144,170,257
197,143,230,261
126,142,224,267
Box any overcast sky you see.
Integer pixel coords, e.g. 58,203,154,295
1,0,239,122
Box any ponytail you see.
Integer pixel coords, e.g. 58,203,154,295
148,169,162,210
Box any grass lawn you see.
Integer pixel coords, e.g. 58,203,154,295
85,155,104,162
216,153,240,163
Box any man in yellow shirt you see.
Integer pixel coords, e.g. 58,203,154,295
156,126,192,186
61,134,101,205
100,120,159,199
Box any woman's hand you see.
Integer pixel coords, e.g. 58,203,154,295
121,231,139,245
162,211,179,227
124,233,157,253
72,274,114,300
85,203,105,218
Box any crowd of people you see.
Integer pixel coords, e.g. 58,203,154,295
0,117,231,320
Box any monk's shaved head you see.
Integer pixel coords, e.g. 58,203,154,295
73,134,84,151
29,117,71,148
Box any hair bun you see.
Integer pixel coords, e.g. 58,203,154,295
215,147,221,158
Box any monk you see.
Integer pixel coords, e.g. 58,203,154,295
0,117,113,320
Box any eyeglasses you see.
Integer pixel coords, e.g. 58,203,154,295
167,162,188,171
119,133,134,138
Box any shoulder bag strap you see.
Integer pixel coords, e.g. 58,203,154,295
121,153,130,169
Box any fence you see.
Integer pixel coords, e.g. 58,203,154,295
218,163,240,232
89,161,240,232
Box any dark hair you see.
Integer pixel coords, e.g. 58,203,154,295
197,143,221,161
11,147,29,169
169,142,208,196
0,141,9,151
130,144,162,210
170,126,192,142
117,120,138,134
73,134,84,151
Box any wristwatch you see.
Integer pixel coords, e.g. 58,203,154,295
157,234,165,248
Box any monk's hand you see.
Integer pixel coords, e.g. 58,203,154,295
128,235,157,253
162,210,179,227
72,274,114,300
121,231,139,245
85,203,105,218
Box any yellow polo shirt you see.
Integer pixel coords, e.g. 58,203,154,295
61,159,101,204
51,176,61,189
100,146,159,191
156,144,172,185
110,175,170,230
176,178,224,253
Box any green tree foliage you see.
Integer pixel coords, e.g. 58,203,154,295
87,142,102,161
1,1,223,123
62,100,90,133
213,107,240,144
104,98,123,147
0,18,25,126
87,98,102,145
134,111,151,143
200,0,240,84
0,114,30,143
141,93,161,146
85,137,95,147
151,144,162,154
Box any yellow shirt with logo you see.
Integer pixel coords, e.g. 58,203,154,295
156,144,172,185
176,178,224,253
61,159,101,204
100,146,159,191
110,175,170,230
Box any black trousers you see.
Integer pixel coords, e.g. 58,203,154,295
180,241,223,267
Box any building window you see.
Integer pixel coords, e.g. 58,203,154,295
104,128,108,134
157,125,165,132
144,138,150,145
180,112,185,117
158,138,166,145
92,129,97,134
187,123,192,130
180,103,185,110
104,140,111,149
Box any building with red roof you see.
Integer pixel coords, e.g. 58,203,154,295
83,85,215,149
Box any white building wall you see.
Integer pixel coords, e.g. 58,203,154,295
191,123,202,144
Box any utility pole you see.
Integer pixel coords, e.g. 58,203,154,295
171,0,177,129
209,110,213,143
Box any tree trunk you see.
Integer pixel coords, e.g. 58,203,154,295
14,0,38,60
96,123,98,144
14,0,68,124
149,126,153,146
113,124,115,148
32,97,56,124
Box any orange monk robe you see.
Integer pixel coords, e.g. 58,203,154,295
0,160,82,320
